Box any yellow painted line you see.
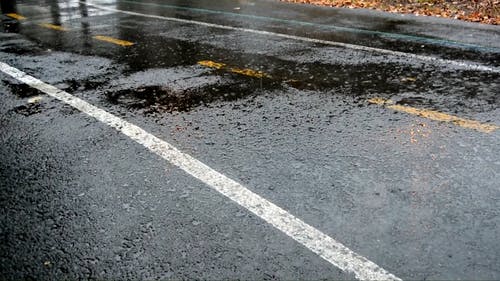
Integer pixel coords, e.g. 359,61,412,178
198,60,226,69
229,67,269,79
6,13,26,20
198,60,271,79
93,35,134,46
39,23,68,31
369,97,498,133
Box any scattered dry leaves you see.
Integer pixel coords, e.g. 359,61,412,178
280,0,500,25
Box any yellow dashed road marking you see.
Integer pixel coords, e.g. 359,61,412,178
198,60,271,79
93,35,134,46
369,97,498,133
6,13,26,20
198,60,226,69
229,67,269,79
39,23,68,31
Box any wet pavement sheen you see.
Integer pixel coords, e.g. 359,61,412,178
1,0,499,280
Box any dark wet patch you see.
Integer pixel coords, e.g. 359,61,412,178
0,46,33,55
102,56,500,114
285,62,498,105
1,20,20,33
13,103,42,116
5,82,41,98
105,80,267,113
396,97,433,106
386,39,487,64
0,37,44,55
64,79,108,92
59,104,80,116
276,62,408,94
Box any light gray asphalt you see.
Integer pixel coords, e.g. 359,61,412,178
1,0,499,279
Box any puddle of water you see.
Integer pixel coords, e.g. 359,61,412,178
105,81,267,112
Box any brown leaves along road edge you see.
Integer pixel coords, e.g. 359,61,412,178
280,0,499,25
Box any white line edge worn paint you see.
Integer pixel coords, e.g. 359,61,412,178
81,1,499,73
0,61,402,281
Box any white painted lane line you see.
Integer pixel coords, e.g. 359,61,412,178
81,1,499,73
0,61,401,281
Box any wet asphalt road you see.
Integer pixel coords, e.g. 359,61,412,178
1,0,500,279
